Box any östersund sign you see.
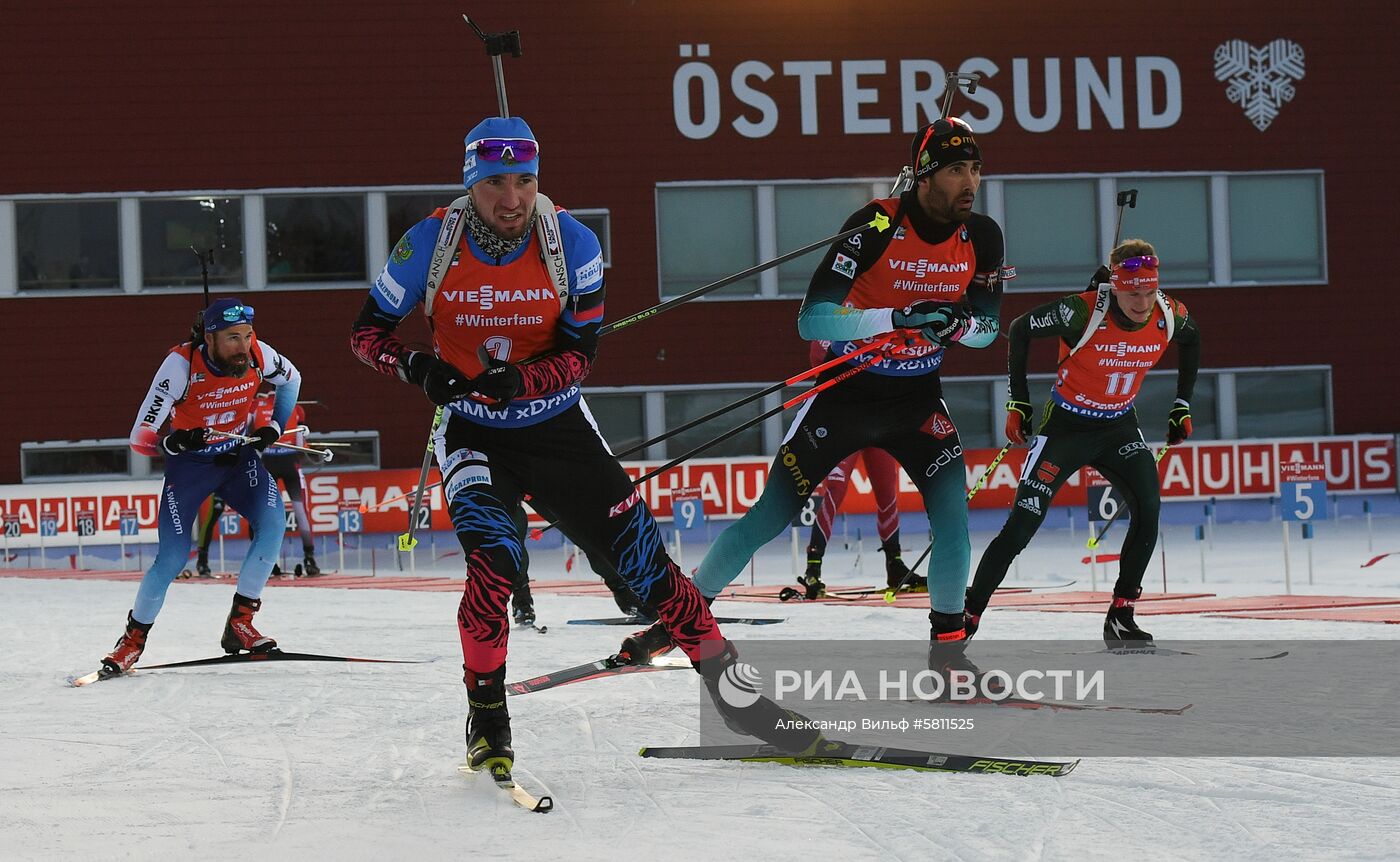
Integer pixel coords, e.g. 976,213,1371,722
672,44,1183,139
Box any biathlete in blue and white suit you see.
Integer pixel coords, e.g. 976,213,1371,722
102,298,302,674
351,116,819,778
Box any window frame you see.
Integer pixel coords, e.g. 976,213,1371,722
0,184,615,299
17,431,382,483
651,169,1327,301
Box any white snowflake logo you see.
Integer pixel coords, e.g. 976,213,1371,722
1214,39,1305,131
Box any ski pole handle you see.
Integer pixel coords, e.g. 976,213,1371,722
205,429,334,460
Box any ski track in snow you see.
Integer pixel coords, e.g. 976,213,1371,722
4,515,1400,860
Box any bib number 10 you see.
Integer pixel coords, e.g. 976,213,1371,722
203,410,239,428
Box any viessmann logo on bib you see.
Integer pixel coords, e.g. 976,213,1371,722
439,286,556,310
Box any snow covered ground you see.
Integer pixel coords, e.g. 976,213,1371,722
4,514,1400,861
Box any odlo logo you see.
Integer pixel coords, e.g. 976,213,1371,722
924,445,963,478
718,661,763,708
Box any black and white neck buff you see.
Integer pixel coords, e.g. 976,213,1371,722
464,194,537,260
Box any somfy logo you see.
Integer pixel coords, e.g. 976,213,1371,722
1214,39,1305,131
718,661,763,708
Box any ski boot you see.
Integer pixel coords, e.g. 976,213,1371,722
196,558,213,579
617,622,674,665
926,610,1000,701
465,664,514,780
1104,588,1155,649
101,612,152,674
301,554,321,577
885,543,926,593
693,639,824,754
221,593,278,654
270,563,283,578
511,590,536,627
797,561,826,600
610,583,656,622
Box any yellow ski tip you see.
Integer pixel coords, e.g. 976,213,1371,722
397,534,418,552
869,212,892,232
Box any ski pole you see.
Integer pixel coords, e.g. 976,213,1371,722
1087,444,1171,550
1112,188,1138,250
599,215,892,337
631,344,894,486
610,336,898,460
883,541,935,603
966,443,1012,503
886,437,1013,602
398,406,444,558
531,342,895,539
283,424,350,446
363,337,900,515
205,429,335,461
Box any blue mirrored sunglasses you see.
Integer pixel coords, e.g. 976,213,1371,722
221,304,254,323
1117,255,1158,272
467,137,539,164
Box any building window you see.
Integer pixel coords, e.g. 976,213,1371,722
20,442,132,482
140,197,244,288
582,392,645,453
940,380,996,448
1002,179,1099,290
1115,177,1212,285
386,193,458,249
571,210,612,266
657,186,757,299
303,431,380,470
664,388,765,458
15,200,121,292
265,194,366,284
1228,174,1324,283
773,184,873,296
1234,368,1329,438
1133,371,1218,440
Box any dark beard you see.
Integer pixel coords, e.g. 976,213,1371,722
205,344,249,375
464,195,537,259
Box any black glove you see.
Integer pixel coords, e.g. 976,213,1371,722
471,346,524,405
408,352,474,406
1167,399,1193,445
249,425,280,452
892,301,956,330
1088,264,1112,290
921,305,972,345
162,427,208,455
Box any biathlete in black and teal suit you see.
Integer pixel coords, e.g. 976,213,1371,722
624,117,1009,661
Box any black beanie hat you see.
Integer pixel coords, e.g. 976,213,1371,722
911,116,981,179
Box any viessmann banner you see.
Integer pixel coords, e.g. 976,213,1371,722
0,435,1392,545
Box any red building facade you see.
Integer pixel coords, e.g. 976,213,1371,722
1,1,1394,482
